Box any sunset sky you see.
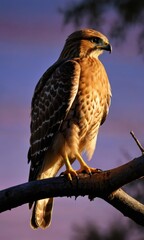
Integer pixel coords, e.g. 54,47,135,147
0,1,144,239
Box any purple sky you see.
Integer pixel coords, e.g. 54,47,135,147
0,1,144,239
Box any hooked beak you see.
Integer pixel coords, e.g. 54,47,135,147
101,43,112,53
97,42,112,53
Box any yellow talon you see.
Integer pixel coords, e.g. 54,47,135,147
76,166,97,175
63,153,97,180
63,154,78,180
75,153,97,175
62,168,78,181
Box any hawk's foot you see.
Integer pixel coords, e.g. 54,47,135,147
76,165,97,175
75,153,100,175
63,154,78,181
62,168,78,181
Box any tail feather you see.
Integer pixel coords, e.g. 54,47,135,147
31,198,53,229
30,151,64,229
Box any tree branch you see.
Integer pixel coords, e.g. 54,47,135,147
104,189,144,226
130,130,144,154
0,155,144,226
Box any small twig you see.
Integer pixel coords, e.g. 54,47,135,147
130,131,144,155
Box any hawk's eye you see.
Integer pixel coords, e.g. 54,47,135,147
90,37,102,44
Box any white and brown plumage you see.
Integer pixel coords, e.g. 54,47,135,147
28,28,112,229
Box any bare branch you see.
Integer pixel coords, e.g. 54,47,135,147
105,189,144,226
0,155,144,226
130,131,144,154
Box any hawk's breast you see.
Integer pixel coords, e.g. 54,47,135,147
74,57,109,140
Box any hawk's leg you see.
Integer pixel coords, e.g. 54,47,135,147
76,153,96,175
63,154,78,181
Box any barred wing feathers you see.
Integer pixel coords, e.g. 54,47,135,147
28,60,80,181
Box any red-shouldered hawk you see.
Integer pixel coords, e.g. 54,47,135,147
28,28,112,229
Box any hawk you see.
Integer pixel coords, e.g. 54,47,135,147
28,28,112,229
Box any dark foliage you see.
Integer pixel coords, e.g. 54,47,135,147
70,221,129,240
60,0,144,54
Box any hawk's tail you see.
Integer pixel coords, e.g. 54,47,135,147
30,151,63,229
30,198,54,229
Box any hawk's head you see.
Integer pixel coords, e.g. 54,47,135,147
59,28,112,60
